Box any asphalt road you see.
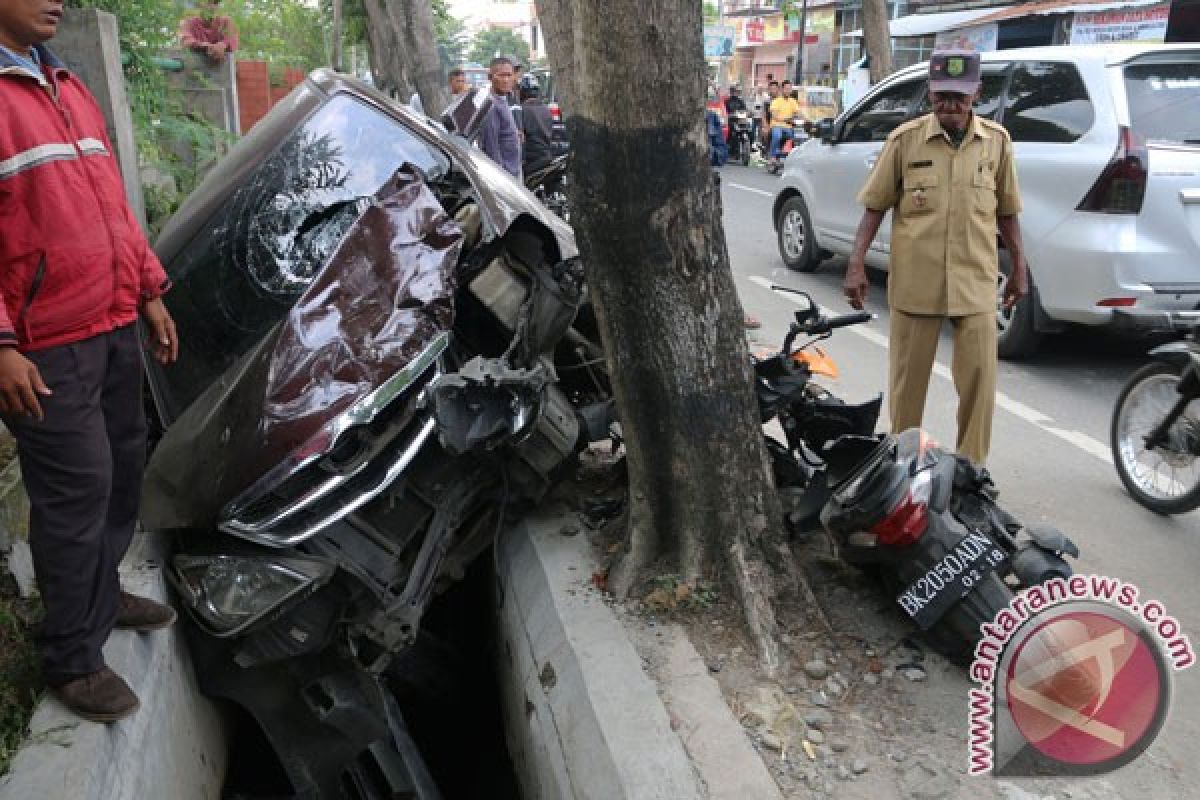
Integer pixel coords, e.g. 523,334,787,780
719,163,1200,792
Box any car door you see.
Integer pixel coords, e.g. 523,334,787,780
809,78,924,261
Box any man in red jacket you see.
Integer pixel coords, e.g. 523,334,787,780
0,1,180,722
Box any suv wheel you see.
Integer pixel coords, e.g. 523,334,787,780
996,259,1043,360
777,195,819,272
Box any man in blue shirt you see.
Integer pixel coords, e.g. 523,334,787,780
478,56,522,178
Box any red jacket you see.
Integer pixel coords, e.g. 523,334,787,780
0,45,169,352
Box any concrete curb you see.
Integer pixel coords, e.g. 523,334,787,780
496,507,704,799
0,532,226,800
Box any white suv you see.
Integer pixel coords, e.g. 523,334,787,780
773,44,1200,358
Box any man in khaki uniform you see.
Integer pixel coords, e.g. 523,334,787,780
843,50,1028,464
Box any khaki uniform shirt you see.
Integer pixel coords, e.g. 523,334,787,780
857,113,1022,316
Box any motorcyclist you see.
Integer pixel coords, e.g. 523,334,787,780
724,85,749,160
724,84,747,116
519,75,555,174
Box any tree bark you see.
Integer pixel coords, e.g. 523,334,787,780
862,0,894,84
362,0,408,97
384,0,450,114
535,0,786,674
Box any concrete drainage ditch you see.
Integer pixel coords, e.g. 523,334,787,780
1,483,765,799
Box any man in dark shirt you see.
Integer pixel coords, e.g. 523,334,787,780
723,85,747,116
520,78,555,173
478,56,522,178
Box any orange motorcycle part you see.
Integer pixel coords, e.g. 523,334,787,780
791,347,839,380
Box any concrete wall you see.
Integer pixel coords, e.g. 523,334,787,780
55,9,147,229
0,533,227,800
495,510,704,800
164,50,241,136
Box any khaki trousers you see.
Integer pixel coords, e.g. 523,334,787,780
888,310,996,465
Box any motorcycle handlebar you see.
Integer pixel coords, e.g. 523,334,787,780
808,311,873,335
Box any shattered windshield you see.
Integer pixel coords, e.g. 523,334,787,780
158,94,452,417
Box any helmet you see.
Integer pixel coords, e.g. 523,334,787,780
518,73,540,100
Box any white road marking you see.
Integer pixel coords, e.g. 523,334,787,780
727,182,774,198
748,275,1114,465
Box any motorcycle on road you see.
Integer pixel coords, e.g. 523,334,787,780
1111,330,1200,514
754,287,1078,660
728,110,755,167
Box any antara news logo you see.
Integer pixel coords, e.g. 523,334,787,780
967,574,1194,777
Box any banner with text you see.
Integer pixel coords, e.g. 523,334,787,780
935,23,999,52
704,25,736,58
1070,3,1171,45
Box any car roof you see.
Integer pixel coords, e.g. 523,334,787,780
886,43,1200,85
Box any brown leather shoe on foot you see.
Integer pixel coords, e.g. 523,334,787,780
52,667,140,723
116,590,177,631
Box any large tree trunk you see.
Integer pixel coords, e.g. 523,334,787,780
862,0,894,84
535,0,786,674
384,0,450,114
362,0,408,97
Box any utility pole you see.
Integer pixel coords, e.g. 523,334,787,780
792,0,809,86
333,0,344,71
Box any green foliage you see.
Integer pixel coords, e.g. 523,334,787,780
468,27,531,67
67,1,329,230
433,0,470,71
0,576,42,777
703,1,720,22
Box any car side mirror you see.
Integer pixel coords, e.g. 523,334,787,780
816,117,836,144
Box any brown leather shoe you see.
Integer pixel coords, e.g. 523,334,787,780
51,667,140,723
116,590,177,631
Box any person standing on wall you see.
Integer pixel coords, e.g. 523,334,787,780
179,0,238,65
843,50,1027,465
0,0,180,722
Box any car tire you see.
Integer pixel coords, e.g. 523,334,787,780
777,195,819,273
996,258,1043,360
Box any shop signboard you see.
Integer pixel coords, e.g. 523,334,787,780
704,25,736,58
1070,2,1171,44
934,23,999,52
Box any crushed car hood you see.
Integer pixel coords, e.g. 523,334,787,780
141,166,462,530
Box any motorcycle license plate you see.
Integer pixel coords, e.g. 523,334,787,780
896,531,1007,630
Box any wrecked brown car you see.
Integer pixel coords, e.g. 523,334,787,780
142,70,610,798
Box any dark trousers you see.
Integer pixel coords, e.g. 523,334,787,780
5,324,147,685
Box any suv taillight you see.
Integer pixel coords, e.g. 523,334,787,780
549,103,562,122
870,490,929,547
1077,126,1148,214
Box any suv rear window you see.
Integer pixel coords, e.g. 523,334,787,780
1124,59,1200,146
841,80,920,142
1001,62,1094,143
911,67,1010,120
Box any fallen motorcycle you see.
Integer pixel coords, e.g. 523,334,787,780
141,74,611,798
1111,329,1200,514
525,152,570,221
755,287,1078,660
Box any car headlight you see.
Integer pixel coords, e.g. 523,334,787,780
170,555,335,637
